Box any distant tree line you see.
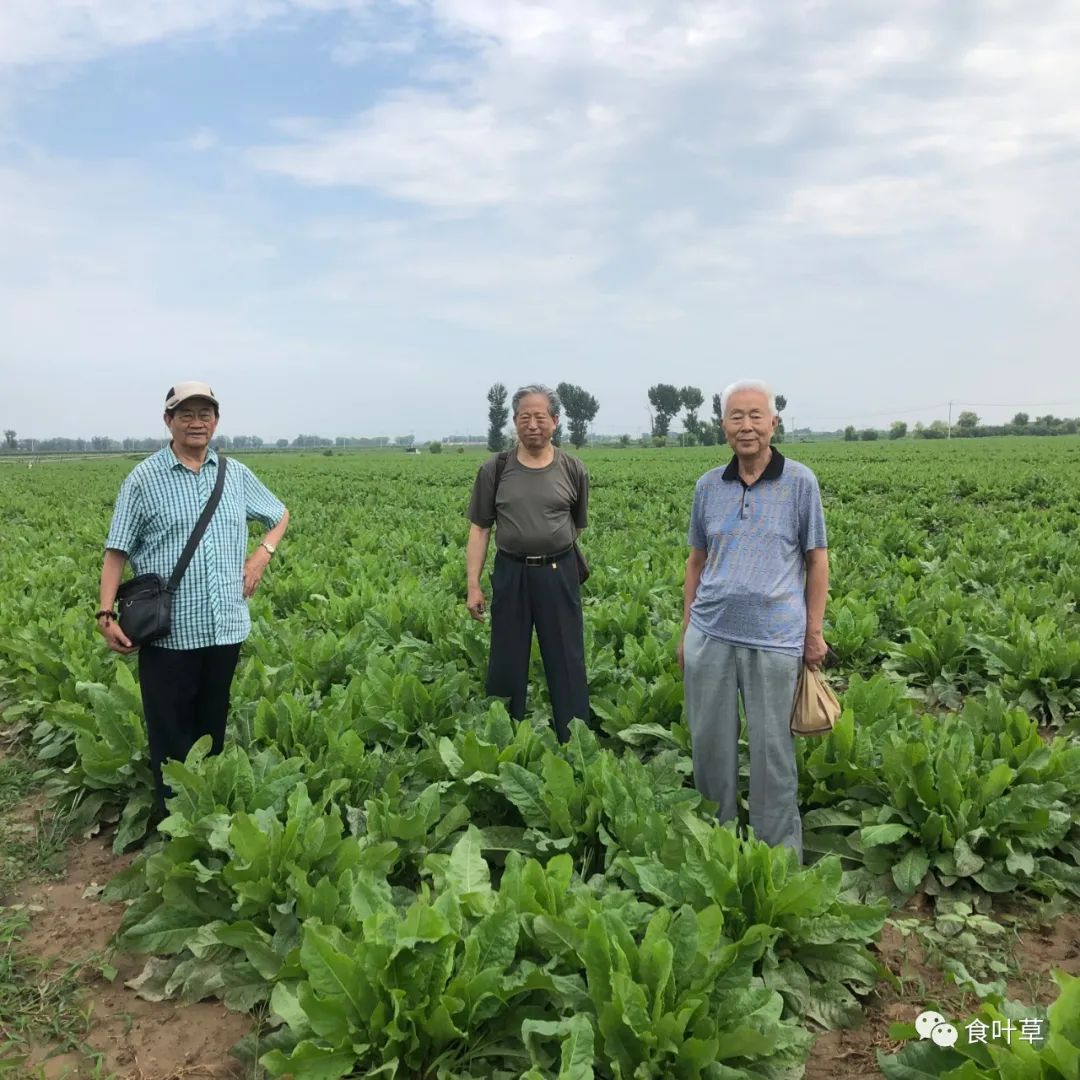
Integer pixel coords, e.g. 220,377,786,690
8,403,1076,458
0,433,265,453
0,431,452,454
844,412,1080,442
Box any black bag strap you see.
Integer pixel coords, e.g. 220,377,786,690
167,456,227,593
492,449,511,498
568,454,586,517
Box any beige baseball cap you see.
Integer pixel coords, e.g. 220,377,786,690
165,381,219,410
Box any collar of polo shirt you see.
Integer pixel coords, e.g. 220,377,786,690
721,448,786,486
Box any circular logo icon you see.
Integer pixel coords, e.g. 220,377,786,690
915,1011,948,1040
931,1022,959,1048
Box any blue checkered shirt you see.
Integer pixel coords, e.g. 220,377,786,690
105,446,285,650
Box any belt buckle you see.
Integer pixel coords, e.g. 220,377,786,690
524,554,545,566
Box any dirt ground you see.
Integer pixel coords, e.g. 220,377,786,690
10,832,251,1080
804,904,1080,1079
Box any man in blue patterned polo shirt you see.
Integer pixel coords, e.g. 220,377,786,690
96,381,290,811
679,380,829,861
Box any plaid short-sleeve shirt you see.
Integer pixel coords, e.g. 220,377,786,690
106,446,285,650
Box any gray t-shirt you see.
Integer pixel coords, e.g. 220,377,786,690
468,448,588,555
688,451,827,656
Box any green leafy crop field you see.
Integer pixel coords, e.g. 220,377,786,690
1,438,1079,1078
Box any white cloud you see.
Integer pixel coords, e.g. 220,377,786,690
253,89,641,208
254,95,539,207
429,0,757,76
185,128,219,152
251,1,759,208
764,2,1080,250
0,160,332,424
241,0,1080,275
0,0,371,68
783,176,945,239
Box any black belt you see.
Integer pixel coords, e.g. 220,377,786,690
498,545,574,566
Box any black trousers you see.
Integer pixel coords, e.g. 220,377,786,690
138,643,242,810
486,551,589,743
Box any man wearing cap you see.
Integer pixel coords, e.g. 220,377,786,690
96,382,290,813
679,379,828,861
465,384,589,743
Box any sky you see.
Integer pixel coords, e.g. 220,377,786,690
2,0,1079,442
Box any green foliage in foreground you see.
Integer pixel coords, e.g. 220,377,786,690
799,680,1080,901
103,720,886,1078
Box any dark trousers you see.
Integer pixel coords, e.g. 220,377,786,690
486,551,589,743
138,643,242,810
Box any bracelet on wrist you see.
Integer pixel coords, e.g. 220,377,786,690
95,609,116,621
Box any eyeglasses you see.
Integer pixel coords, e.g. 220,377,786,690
173,409,216,424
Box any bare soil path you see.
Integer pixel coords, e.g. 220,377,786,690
805,904,1080,1078
14,833,251,1080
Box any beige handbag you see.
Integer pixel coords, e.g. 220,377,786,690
790,664,842,736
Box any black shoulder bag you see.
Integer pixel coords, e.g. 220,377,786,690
493,450,590,584
116,456,228,645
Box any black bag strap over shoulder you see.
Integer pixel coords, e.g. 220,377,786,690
492,449,512,497
166,456,227,593
568,453,586,518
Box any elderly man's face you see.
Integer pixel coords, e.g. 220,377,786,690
722,389,777,459
514,393,558,450
165,396,219,453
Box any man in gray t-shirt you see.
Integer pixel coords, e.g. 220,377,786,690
466,384,590,742
680,380,829,861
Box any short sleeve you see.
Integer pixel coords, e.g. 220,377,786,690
467,459,497,527
572,460,588,529
688,481,707,550
799,473,828,552
105,474,145,555
241,464,286,528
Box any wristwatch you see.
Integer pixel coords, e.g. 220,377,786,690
260,542,276,556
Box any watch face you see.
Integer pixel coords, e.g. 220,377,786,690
263,543,275,553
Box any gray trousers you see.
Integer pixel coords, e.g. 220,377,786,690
683,624,803,859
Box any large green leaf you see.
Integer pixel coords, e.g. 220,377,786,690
299,922,370,1020
861,823,912,848
261,1040,358,1080
118,904,209,955
446,826,493,915
499,763,550,829
891,848,930,896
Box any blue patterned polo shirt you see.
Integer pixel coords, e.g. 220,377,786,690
105,446,285,650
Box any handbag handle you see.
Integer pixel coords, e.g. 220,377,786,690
166,456,228,593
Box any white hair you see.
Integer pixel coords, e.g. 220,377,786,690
512,384,561,418
720,379,776,418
